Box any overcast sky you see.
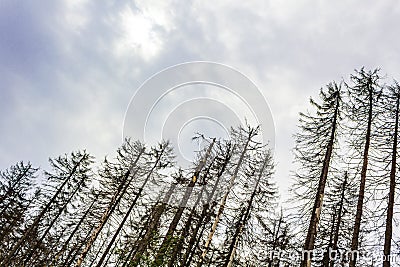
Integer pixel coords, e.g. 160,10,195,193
1,0,400,198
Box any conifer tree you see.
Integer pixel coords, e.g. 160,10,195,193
152,138,216,266
23,151,95,265
75,140,145,266
2,151,93,266
96,141,174,267
180,141,233,267
346,68,381,267
198,125,260,266
290,82,342,267
381,81,400,267
0,161,38,261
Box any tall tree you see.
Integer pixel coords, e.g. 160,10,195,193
95,141,173,267
152,138,216,266
328,172,352,267
290,82,342,267
266,210,295,267
223,150,275,267
23,151,95,265
0,161,38,260
50,192,98,266
129,171,183,266
166,158,214,267
382,81,400,267
346,68,381,267
75,140,145,267
2,151,92,266
198,125,259,266
180,141,233,267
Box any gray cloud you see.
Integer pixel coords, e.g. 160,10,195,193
1,0,400,198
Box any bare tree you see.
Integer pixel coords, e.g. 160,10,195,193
0,162,38,261
2,151,92,266
382,81,400,267
75,141,145,267
346,68,381,267
290,82,342,267
223,150,275,267
198,125,259,266
95,141,173,267
180,141,233,267
152,138,216,266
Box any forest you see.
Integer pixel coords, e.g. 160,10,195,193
0,67,399,267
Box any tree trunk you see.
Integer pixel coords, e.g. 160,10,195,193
63,226,93,267
121,210,153,267
90,229,111,265
225,207,246,267
167,166,212,267
181,144,231,267
198,131,253,266
349,90,373,267
96,146,167,267
185,212,209,266
2,155,87,266
167,189,205,267
75,149,144,267
268,212,283,267
323,207,337,267
328,173,347,267
103,236,120,266
51,197,97,265
301,96,339,267
224,154,269,267
24,174,88,265
130,181,178,266
383,94,399,267
153,139,215,266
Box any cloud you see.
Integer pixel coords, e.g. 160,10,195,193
1,0,400,199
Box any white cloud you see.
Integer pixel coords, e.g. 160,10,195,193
2,0,400,200
63,0,90,33
112,1,177,61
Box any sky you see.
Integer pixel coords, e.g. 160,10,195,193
1,0,400,199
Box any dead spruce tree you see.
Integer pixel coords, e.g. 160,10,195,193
345,68,382,267
290,82,342,267
0,161,38,261
23,151,95,266
129,172,185,266
1,151,93,266
95,141,174,267
319,171,357,267
118,201,162,266
152,137,216,266
197,125,259,266
223,150,276,267
180,141,233,267
75,140,145,266
166,140,223,267
50,187,99,266
379,81,400,267
266,210,295,267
